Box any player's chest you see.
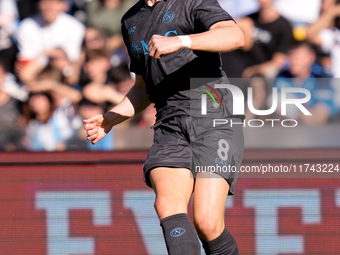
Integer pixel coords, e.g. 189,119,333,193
125,4,192,57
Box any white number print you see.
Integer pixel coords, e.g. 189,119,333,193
217,139,229,161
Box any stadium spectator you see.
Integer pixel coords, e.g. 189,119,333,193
307,0,340,115
307,0,340,78
0,60,26,151
222,0,294,78
86,0,135,68
16,0,39,21
83,27,107,51
0,60,28,103
67,0,89,23
86,0,135,53
18,47,82,86
47,48,80,85
321,0,338,13
23,68,79,151
77,27,107,85
22,64,81,151
26,64,82,105
109,63,134,95
82,49,111,85
244,74,272,121
138,104,156,128
81,49,125,108
23,91,69,151
274,40,337,125
0,0,19,73
0,0,19,33
16,0,85,83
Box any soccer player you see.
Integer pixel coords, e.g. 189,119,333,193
84,0,245,254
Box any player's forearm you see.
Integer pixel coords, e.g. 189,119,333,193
105,75,151,126
125,75,151,115
189,21,245,52
104,96,146,128
104,97,137,127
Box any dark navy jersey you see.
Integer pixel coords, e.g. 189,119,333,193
121,0,233,116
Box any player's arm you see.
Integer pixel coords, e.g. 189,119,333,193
148,20,245,59
190,20,245,52
84,74,151,144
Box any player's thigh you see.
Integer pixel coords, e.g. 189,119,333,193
193,172,229,239
191,119,244,195
149,167,194,220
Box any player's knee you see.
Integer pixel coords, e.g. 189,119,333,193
194,215,224,240
154,196,187,219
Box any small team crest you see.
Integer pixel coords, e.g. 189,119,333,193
170,227,186,237
162,11,175,24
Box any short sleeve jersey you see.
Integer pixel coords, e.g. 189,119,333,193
247,12,294,65
121,0,233,104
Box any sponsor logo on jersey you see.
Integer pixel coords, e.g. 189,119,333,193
162,11,175,24
130,30,178,59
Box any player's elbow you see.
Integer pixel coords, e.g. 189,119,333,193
233,28,245,50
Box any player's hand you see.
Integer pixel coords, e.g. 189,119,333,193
83,114,111,144
148,35,182,59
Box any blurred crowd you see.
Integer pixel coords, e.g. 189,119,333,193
221,0,340,125
0,0,156,151
0,0,340,152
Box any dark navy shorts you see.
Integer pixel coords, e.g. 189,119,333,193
143,84,244,195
